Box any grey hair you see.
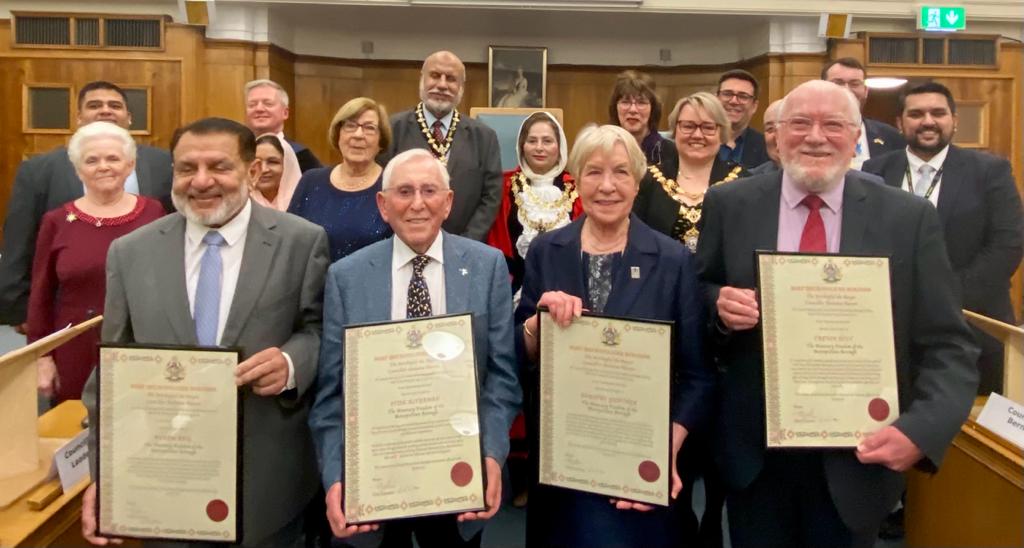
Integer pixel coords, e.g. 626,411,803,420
244,79,289,108
567,124,647,184
382,149,450,190
780,80,862,126
67,121,136,170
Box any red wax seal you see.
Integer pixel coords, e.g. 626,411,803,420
450,461,473,487
868,398,890,421
638,460,660,483
206,499,229,522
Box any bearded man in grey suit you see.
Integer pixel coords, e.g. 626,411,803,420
382,51,503,242
80,117,330,547
0,80,172,329
309,148,520,547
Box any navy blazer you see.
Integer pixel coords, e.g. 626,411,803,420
696,170,978,531
514,215,714,432
864,118,906,158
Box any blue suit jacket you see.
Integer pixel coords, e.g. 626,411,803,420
514,215,714,432
309,232,522,489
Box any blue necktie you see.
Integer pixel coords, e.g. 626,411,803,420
195,231,226,346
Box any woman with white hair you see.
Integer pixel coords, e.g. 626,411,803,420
27,121,164,403
515,124,713,547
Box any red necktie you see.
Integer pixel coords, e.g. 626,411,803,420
431,120,445,144
799,194,827,253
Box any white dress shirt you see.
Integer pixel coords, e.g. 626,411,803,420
390,233,447,320
901,145,949,206
184,200,294,390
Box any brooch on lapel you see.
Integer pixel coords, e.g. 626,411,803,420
873,138,885,145
459,268,468,276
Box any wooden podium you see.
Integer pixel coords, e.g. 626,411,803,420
0,317,102,508
905,311,1024,548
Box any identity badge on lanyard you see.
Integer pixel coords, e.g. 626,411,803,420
905,163,944,200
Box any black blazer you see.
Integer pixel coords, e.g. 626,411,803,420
738,127,770,170
695,170,978,531
382,109,503,242
286,138,323,173
514,215,715,432
864,118,906,158
863,146,1023,323
0,145,172,324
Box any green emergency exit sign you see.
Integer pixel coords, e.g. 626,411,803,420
918,6,966,31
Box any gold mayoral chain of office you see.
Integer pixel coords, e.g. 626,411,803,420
510,170,578,233
416,102,460,166
648,163,742,251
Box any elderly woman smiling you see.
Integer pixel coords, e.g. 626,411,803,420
515,124,713,548
27,121,164,403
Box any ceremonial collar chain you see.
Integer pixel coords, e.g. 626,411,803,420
511,170,577,233
416,103,460,165
648,164,742,205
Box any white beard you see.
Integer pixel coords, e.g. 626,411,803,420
172,184,250,227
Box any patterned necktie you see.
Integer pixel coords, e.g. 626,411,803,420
915,164,936,197
799,195,827,253
406,255,432,318
431,120,445,145
195,231,226,346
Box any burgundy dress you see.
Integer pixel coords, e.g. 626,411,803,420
27,196,165,402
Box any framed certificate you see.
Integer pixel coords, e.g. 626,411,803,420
757,252,900,448
538,311,673,506
343,314,485,523
97,344,241,542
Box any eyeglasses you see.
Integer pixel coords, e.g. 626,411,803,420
617,97,652,108
717,90,756,104
828,78,865,90
386,184,445,201
779,117,856,137
341,121,380,135
676,121,719,135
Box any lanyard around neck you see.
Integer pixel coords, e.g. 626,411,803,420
905,162,944,200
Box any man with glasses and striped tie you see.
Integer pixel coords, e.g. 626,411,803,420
80,117,330,548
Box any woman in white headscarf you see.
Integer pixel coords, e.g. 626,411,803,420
488,111,581,295
251,133,302,211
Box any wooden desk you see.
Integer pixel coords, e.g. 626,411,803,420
0,401,91,548
906,401,1024,548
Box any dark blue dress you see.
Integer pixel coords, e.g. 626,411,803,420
287,167,392,263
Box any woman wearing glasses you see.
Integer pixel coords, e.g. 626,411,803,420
633,92,749,254
289,97,393,262
608,70,672,165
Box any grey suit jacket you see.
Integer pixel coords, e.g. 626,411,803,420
83,202,330,545
0,145,172,324
382,109,503,242
309,232,521,491
696,170,978,531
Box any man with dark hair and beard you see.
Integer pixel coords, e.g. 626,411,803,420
382,50,503,242
863,81,1023,396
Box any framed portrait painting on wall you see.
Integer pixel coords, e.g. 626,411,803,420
488,46,547,108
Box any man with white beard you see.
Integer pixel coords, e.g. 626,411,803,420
695,80,978,547
382,50,502,241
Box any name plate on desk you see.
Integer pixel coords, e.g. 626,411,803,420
343,314,485,524
97,345,241,543
538,312,672,507
976,393,1024,449
757,252,899,448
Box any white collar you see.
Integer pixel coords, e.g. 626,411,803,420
393,231,445,269
185,199,252,248
423,107,454,132
907,145,950,173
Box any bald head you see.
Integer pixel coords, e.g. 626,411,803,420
763,99,785,164
780,80,861,127
420,51,466,117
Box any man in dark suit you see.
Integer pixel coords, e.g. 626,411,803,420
309,148,520,546
821,57,905,169
383,51,503,242
696,80,978,547
80,118,330,547
864,81,1023,394
244,79,322,173
749,99,783,175
716,69,770,170
0,80,172,329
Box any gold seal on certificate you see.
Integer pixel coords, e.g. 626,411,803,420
757,252,900,448
538,311,672,506
97,345,240,542
343,313,484,523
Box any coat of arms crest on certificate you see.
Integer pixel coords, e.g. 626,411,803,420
165,358,185,382
405,328,423,349
822,260,842,283
601,324,621,346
